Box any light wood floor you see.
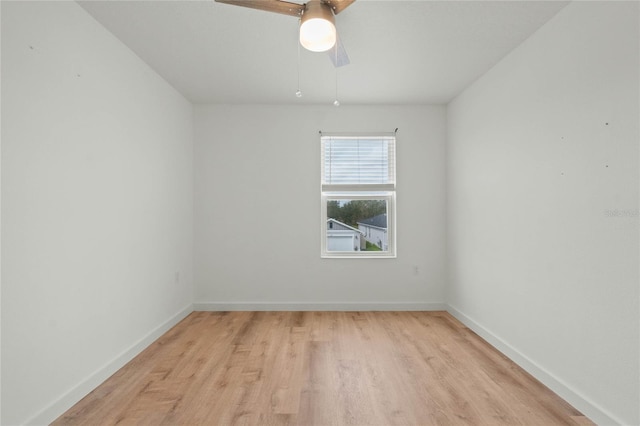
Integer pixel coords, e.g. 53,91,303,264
54,311,593,425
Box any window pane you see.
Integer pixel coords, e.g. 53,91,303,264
325,199,388,252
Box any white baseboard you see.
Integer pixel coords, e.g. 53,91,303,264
446,304,621,426
194,301,447,311
25,304,194,426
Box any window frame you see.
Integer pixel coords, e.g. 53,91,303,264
320,135,397,259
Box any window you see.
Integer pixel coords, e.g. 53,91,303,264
321,135,396,258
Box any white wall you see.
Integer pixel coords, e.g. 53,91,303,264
1,2,194,424
0,2,3,421
447,2,639,425
194,105,446,310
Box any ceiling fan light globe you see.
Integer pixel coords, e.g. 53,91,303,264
300,18,336,52
299,1,337,52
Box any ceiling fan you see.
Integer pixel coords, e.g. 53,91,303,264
215,0,355,67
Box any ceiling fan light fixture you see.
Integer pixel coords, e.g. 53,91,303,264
299,1,336,52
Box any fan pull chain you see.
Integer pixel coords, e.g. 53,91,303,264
296,27,302,98
333,39,340,107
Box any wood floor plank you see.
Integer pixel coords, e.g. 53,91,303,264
53,311,595,426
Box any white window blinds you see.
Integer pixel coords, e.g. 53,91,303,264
321,136,396,188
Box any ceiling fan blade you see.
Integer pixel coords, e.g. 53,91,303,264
327,35,350,67
215,0,304,17
324,0,356,15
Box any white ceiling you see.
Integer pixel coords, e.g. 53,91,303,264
78,0,570,105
